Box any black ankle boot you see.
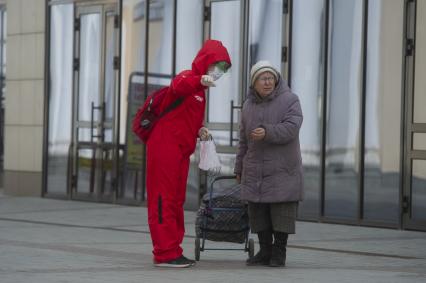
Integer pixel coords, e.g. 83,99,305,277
246,229,273,266
269,232,288,267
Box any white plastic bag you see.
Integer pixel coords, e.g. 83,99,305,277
199,138,221,173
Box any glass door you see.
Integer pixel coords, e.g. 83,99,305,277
203,0,289,154
403,0,426,231
198,0,245,202
70,4,120,202
290,0,326,220
204,0,243,154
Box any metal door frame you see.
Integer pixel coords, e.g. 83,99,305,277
402,0,426,231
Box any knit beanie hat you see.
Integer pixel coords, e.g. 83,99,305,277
250,60,279,86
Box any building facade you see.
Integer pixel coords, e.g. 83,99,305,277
2,0,426,231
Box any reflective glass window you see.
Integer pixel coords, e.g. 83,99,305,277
291,0,326,219
363,0,403,224
324,0,363,219
47,4,74,194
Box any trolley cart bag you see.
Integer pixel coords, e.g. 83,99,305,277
195,184,249,243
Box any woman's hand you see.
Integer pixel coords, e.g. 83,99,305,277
198,127,210,140
250,127,266,141
236,174,241,184
201,75,216,87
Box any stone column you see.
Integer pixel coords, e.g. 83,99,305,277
4,0,46,196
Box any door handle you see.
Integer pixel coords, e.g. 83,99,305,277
90,102,105,142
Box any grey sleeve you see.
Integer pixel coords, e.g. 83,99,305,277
262,97,303,145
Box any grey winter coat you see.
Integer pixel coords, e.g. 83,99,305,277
234,77,304,203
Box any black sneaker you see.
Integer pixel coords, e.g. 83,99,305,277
154,255,196,268
181,255,196,266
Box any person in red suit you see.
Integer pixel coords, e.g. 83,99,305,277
146,39,231,268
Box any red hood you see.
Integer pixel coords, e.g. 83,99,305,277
191,39,232,75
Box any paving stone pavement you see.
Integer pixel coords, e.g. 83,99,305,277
0,195,425,283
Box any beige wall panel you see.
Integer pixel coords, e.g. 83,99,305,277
35,33,45,79
4,81,21,125
21,34,37,79
4,0,46,196
22,0,46,33
17,126,41,171
4,171,42,196
22,0,38,33
17,126,35,171
4,126,19,171
7,0,21,35
18,79,44,126
33,126,43,171
34,79,44,125
6,35,21,79
20,80,37,125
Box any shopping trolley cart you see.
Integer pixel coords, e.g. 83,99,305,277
194,175,254,261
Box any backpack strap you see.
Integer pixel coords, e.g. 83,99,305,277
159,97,184,118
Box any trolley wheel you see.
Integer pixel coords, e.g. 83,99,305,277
195,237,201,261
248,238,255,258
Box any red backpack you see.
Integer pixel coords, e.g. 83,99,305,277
132,86,183,143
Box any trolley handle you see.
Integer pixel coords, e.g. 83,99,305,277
211,175,237,182
208,175,237,204
210,175,237,189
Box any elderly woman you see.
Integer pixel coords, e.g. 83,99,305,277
234,61,303,267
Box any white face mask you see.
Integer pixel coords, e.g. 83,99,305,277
207,66,225,81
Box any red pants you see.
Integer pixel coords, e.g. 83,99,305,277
146,127,191,263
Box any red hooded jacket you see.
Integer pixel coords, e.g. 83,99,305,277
154,40,231,154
